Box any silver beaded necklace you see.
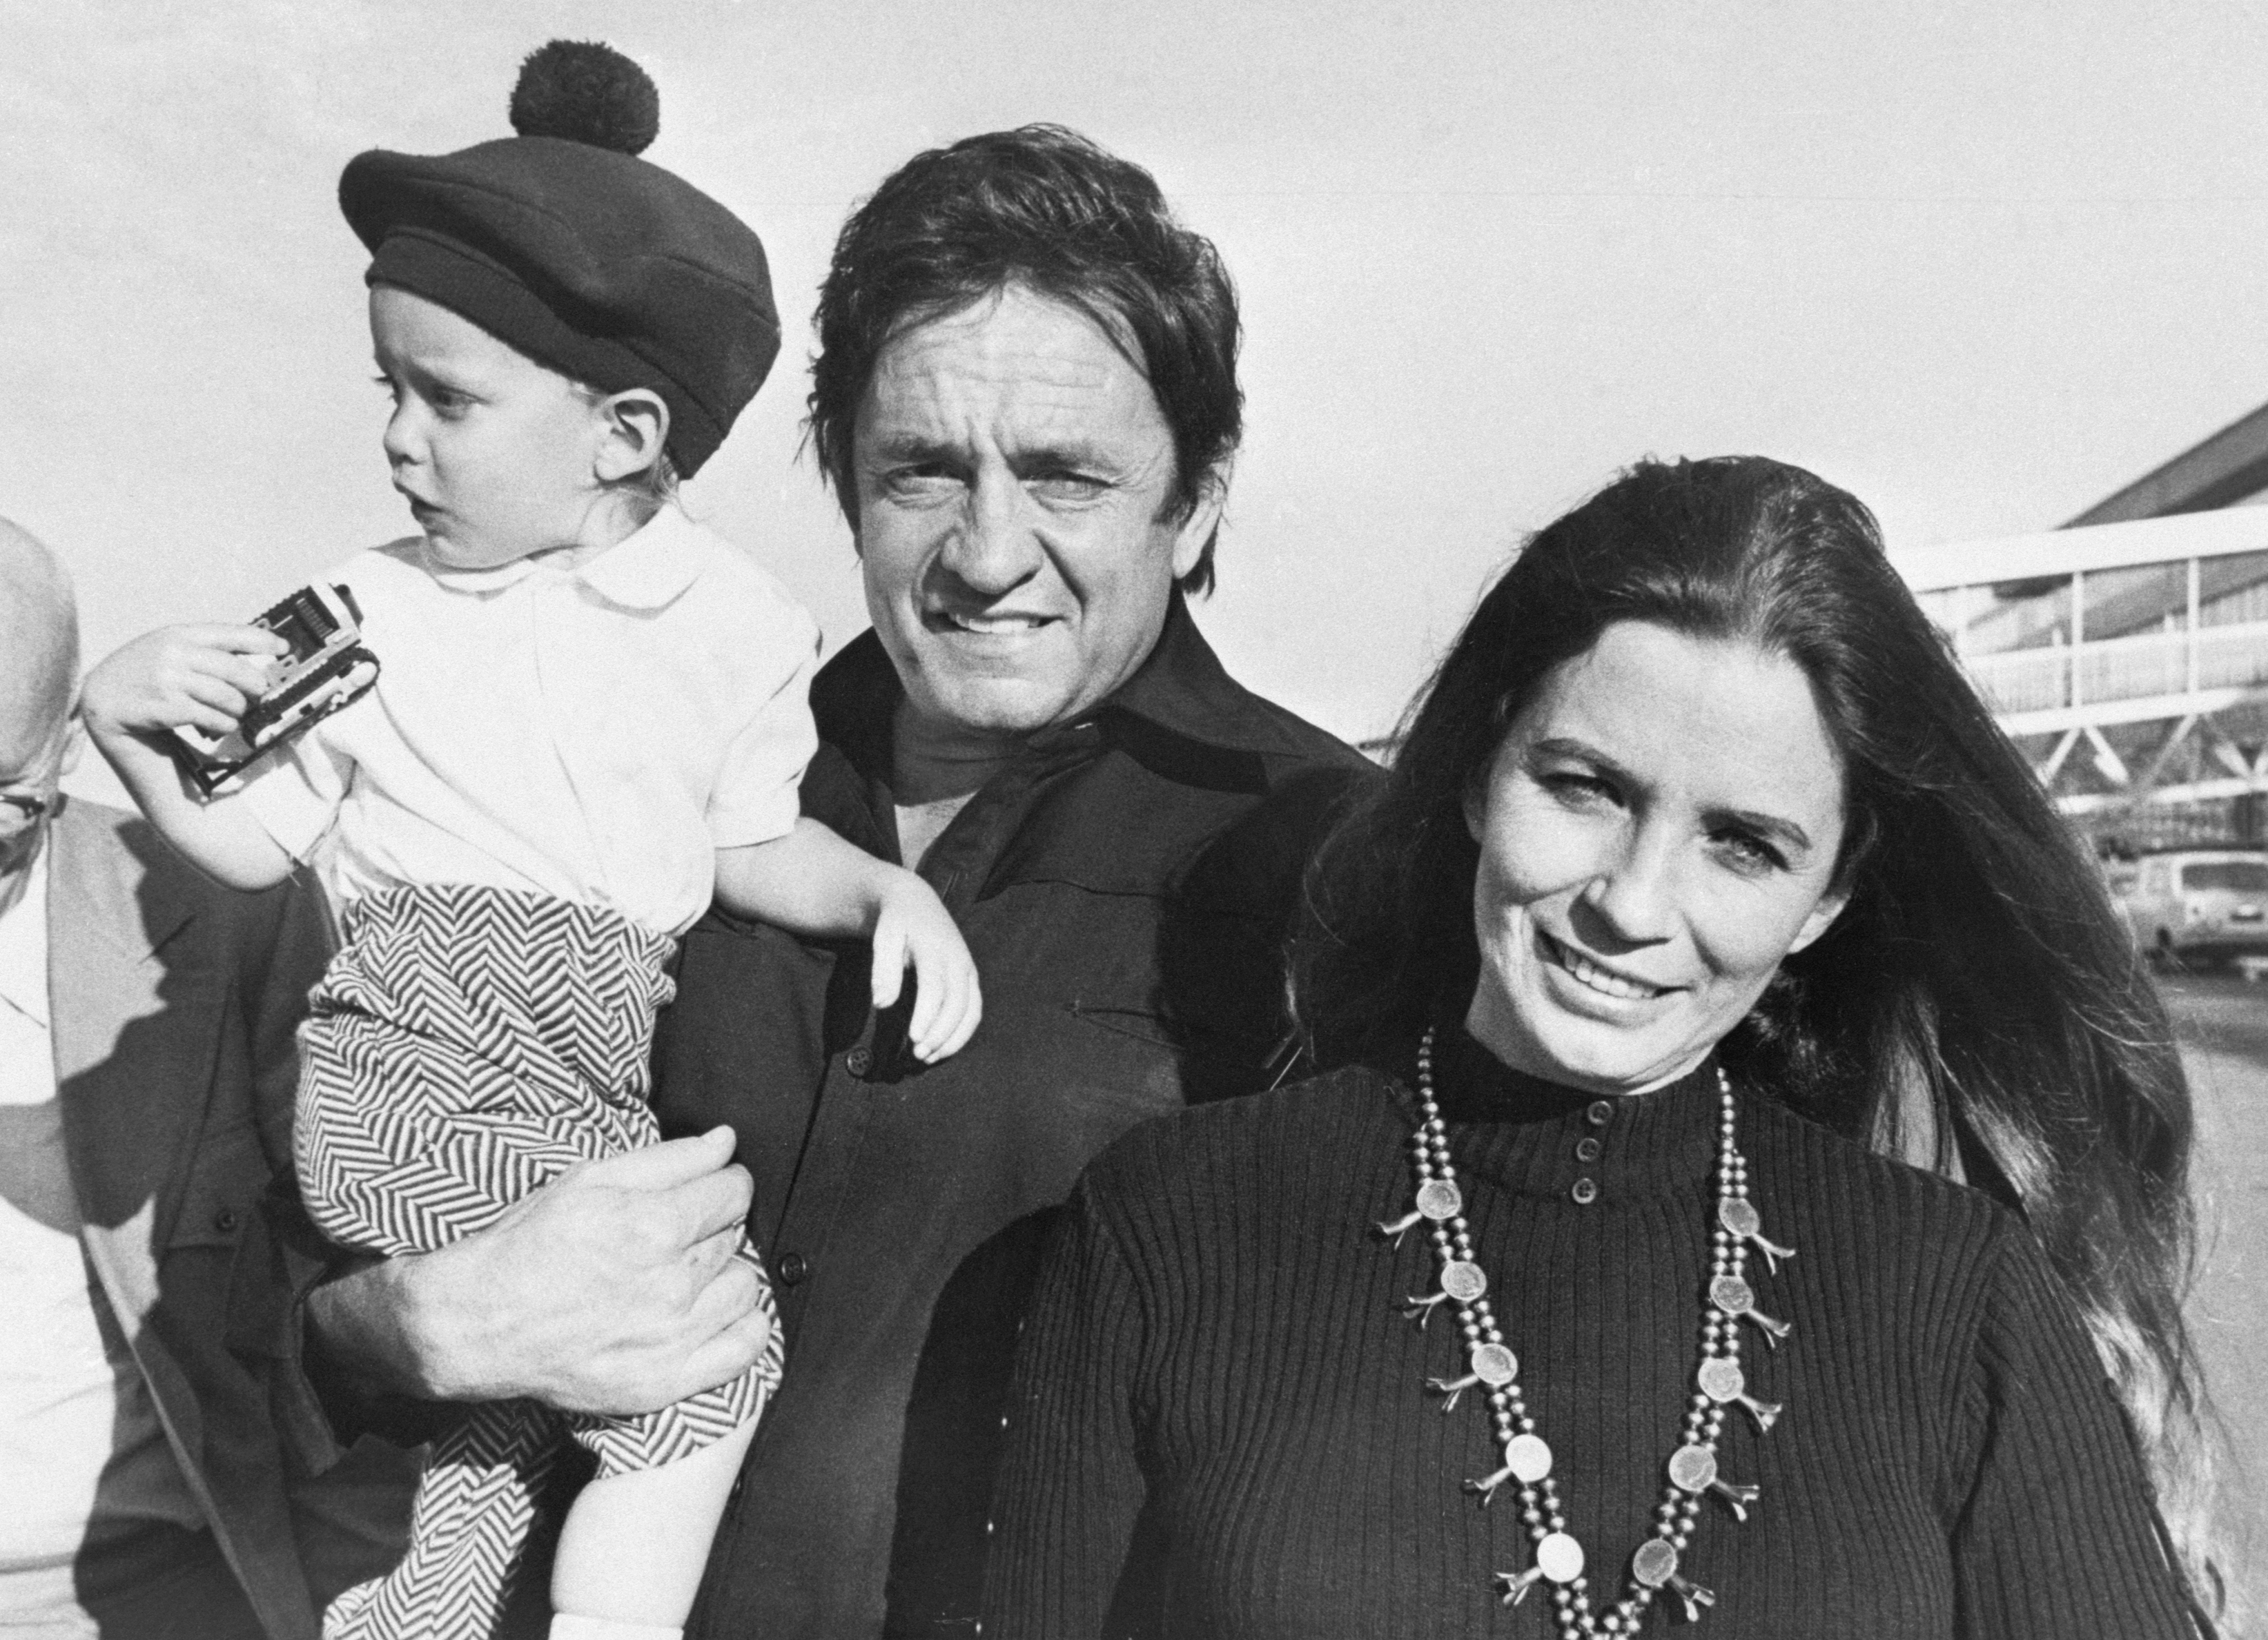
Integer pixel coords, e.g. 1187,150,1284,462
1378,1027,1795,1635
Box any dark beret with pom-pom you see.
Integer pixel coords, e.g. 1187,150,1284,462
337,39,776,477
509,40,660,154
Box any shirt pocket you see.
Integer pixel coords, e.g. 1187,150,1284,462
168,1113,271,1249
1061,990,1291,1109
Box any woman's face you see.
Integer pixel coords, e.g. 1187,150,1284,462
1463,621,1851,1095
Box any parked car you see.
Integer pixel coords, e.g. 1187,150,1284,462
2107,847,2268,967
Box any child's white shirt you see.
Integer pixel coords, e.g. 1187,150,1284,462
239,507,819,938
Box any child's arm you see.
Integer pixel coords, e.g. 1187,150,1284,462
714,819,980,1062
81,625,298,892
550,1412,756,1636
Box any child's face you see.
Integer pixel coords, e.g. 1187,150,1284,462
369,286,614,570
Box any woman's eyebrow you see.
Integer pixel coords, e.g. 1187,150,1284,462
1705,803,1814,857
1529,736,1818,856
1527,734,1621,773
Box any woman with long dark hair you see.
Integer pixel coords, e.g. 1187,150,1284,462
982,456,2228,1637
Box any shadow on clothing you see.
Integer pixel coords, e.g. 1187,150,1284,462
72,1523,265,1640
881,1207,1062,1639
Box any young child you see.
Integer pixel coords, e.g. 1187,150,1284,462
79,42,978,1640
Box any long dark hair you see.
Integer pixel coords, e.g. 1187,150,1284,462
1292,456,2229,1612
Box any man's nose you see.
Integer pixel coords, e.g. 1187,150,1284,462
937,472,1042,595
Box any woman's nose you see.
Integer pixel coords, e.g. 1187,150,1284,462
1579,833,1677,946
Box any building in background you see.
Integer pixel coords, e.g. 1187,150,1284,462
1897,404,2268,852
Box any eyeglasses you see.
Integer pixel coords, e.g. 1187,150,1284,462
0,792,50,841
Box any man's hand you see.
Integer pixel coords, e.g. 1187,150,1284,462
311,1127,772,1416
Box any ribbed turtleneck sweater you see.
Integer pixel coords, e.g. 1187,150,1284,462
981,1032,2194,1639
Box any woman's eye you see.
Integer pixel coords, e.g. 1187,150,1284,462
1541,770,1615,806
1711,830,1785,873
371,374,400,401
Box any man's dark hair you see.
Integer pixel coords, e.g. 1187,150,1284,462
808,124,1242,596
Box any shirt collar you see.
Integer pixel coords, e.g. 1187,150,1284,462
812,592,1323,792
0,844,50,1030
416,506,704,610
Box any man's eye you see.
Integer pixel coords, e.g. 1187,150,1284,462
882,464,961,493
1029,472,1106,502
371,374,401,402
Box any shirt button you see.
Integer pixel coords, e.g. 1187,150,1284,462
844,1046,873,1077
1570,1178,1599,1205
213,1207,239,1233
1585,1100,1614,1127
776,1252,809,1285
1574,1137,1602,1164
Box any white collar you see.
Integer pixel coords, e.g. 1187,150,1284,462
417,506,703,611
0,843,51,1030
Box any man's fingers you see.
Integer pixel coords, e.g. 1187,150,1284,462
673,1302,777,1403
681,1224,746,1291
579,1125,739,1190
686,1249,763,1334
671,1164,756,1244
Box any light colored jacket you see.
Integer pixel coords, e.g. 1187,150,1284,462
50,797,413,1640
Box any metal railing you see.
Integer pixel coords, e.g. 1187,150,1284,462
1960,618,2268,715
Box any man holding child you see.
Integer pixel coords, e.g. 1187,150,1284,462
266,120,1368,1639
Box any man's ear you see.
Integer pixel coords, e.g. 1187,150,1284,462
1169,463,1230,582
593,389,672,484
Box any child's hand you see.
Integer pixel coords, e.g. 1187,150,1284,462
82,625,289,741
868,872,981,1063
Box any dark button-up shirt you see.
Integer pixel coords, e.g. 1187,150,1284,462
652,595,1373,1640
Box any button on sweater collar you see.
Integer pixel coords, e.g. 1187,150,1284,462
1414,1024,1723,1202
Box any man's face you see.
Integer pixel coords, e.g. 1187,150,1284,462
0,638,70,890
850,286,1224,745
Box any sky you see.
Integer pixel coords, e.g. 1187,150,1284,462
12,0,2268,792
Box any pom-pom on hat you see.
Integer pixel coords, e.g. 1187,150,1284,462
339,41,777,478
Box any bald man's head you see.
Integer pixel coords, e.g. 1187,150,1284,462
0,520,79,779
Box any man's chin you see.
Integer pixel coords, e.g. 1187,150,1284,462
888,665,1064,736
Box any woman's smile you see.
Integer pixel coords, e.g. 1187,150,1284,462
1534,926,1674,1004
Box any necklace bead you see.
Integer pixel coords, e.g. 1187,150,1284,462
1387,1029,1792,1635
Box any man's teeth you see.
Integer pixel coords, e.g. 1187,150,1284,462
944,612,1043,633
1552,938,1664,1000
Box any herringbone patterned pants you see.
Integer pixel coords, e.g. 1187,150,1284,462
298,884,782,1640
